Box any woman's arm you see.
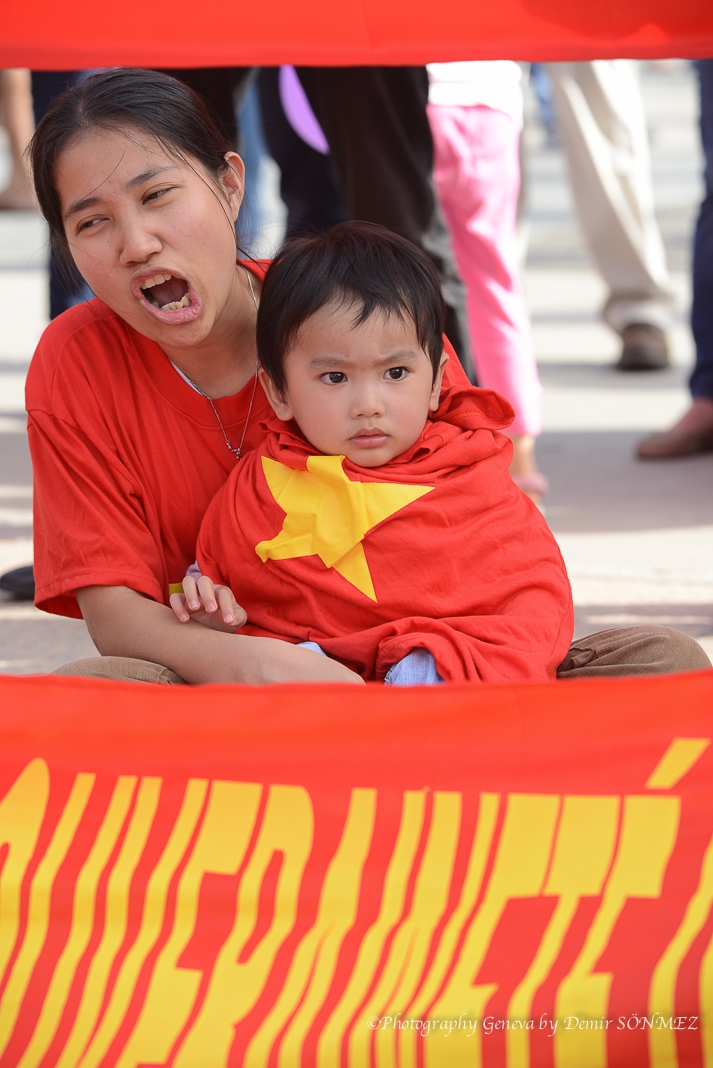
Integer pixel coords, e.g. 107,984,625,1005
76,586,364,685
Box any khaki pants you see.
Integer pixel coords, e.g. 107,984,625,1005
52,627,711,685
546,60,674,335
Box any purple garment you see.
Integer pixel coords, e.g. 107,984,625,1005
279,66,329,155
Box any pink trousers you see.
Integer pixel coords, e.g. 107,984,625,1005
429,104,541,436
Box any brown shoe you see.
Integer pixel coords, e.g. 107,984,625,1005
637,426,713,458
617,324,669,371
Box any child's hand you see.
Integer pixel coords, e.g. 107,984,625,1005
170,575,248,633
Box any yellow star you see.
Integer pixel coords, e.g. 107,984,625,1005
256,454,433,601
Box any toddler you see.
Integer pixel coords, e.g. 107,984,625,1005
171,222,573,683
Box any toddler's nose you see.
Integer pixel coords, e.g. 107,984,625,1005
351,383,385,419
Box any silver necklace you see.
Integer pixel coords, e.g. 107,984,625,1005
187,268,260,461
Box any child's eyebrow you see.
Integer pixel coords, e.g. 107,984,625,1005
308,355,350,369
308,350,420,369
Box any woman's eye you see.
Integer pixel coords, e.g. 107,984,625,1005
322,372,347,384
385,367,408,380
76,217,103,233
144,186,175,203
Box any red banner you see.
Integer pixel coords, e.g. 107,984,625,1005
0,669,712,1066
1,0,713,69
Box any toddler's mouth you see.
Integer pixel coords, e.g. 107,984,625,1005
350,429,389,448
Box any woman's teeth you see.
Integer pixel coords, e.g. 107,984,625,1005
140,273,191,311
161,295,191,311
143,293,191,311
141,273,172,289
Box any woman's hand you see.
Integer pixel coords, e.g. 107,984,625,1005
170,575,247,633
77,585,365,685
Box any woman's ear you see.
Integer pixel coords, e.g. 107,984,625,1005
429,351,449,412
259,367,294,421
221,151,245,222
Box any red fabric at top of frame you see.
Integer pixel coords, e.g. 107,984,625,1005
2,0,713,70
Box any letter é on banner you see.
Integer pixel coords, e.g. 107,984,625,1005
554,795,680,1068
175,784,314,1068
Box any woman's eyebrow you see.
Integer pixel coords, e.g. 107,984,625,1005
125,164,178,190
64,166,178,221
64,194,102,222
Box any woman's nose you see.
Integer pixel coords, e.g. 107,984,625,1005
117,214,163,266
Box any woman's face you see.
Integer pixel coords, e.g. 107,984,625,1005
56,126,245,353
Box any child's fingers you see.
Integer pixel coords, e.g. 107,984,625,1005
215,585,248,627
180,575,201,611
197,574,218,613
216,584,236,624
169,592,191,623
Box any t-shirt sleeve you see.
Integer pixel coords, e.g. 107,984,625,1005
194,480,234,592
29,410,167,618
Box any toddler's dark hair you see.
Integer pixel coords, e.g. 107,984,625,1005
256,222,446,393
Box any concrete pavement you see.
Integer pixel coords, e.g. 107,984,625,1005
0,60,710,672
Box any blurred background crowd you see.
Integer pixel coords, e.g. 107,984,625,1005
0,58,711,669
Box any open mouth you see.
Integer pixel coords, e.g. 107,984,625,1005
140,272,191,311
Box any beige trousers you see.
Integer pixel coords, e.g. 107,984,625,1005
52,626,710,685
546,61,674,335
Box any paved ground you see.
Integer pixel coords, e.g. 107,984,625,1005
0,61,711,673
524,61,713,658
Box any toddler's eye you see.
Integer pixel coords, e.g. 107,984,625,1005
321,372,347,384
385,367,408,380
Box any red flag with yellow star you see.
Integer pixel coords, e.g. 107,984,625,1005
197,384,573,682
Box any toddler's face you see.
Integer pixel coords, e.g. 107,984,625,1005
260,302,446,467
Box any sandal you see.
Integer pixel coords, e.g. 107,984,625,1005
636,427,713,459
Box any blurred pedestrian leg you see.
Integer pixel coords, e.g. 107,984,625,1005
548,60,674,370
258,67,346,238
296,66,474,380
0,69,36,210
428,62,545,501
690,60,713,406
637,58,713,458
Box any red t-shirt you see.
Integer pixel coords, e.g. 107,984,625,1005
197,385,574,683
26,269,469,619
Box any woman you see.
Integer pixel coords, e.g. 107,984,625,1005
28,68,366,685
28,68,709,684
